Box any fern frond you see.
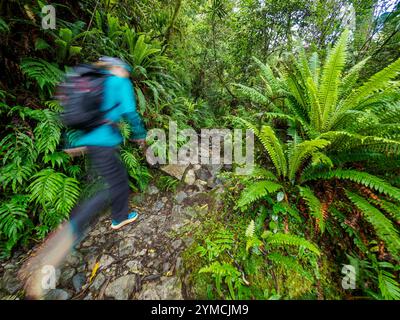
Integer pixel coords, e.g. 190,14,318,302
298,186,325,233
20,58,63,93
268,252,313,281
232,83,269,105
340,56,400,114
288,139,330,181
245,220,255,238
236,180,282,211
264,232,320,255
304,169,400,202
319,29,349,131
346,191,400,258
378,269,400,300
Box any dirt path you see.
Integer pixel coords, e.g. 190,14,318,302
0,164,226,300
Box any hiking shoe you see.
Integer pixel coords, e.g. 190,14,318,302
111,211,138,230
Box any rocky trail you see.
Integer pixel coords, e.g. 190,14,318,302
0,163,226,300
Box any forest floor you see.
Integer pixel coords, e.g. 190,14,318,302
0,162,226,300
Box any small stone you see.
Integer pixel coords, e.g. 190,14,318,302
77,264,86,273
119,238,136,257
160,164,189,180
153,200,165,212
163,262,171,273
1,270,22,294
126,260,142,273
193,179,207,192
90,273,106,291
65,251,83,267
59,267,76,287
207,177,216,188
172,239,183,250
84,292,93,300
137,276,182,300
147,185,159,195
174,191,187,204
175,257,183,271
131,193,145,205
44,289,71,300
195,167,212,181
184,170,196,185
105,275,137,300
182,237,194,247
162,197,168,203
99,255,115,268
72,273,86,292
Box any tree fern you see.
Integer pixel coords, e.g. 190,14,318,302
346,191,400,258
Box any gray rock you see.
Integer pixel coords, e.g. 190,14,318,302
99,254,115,268
175,257,183,271
59,267,76,287
172,239,183,250
137,276,182,300
1,270,22,294
84,292,93,300
195,167,212,181
174,191,187,204
90,273,106,291
105,274,137,300
119,238,136,257
184,170,196,185
153,200,165,212
193,179,207,192
65,250,83,267
206,164,223,178
72,273,86,292
160,164,189,180
163,262,171,273
126,260,142,273
131,193,145,205
44,289,71,300
147,185,159,195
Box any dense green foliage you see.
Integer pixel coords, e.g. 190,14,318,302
1,0,399,300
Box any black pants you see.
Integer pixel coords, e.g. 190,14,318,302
70,146,130,237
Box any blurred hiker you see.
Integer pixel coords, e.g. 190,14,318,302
19,57,147,299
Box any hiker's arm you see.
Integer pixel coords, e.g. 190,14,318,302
121,80,147,141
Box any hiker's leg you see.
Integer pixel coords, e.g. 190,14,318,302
68,146,113,239
83,146,130,223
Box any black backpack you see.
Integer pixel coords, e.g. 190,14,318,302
57,64,115,132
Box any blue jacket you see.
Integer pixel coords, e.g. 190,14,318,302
71,72,147,148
